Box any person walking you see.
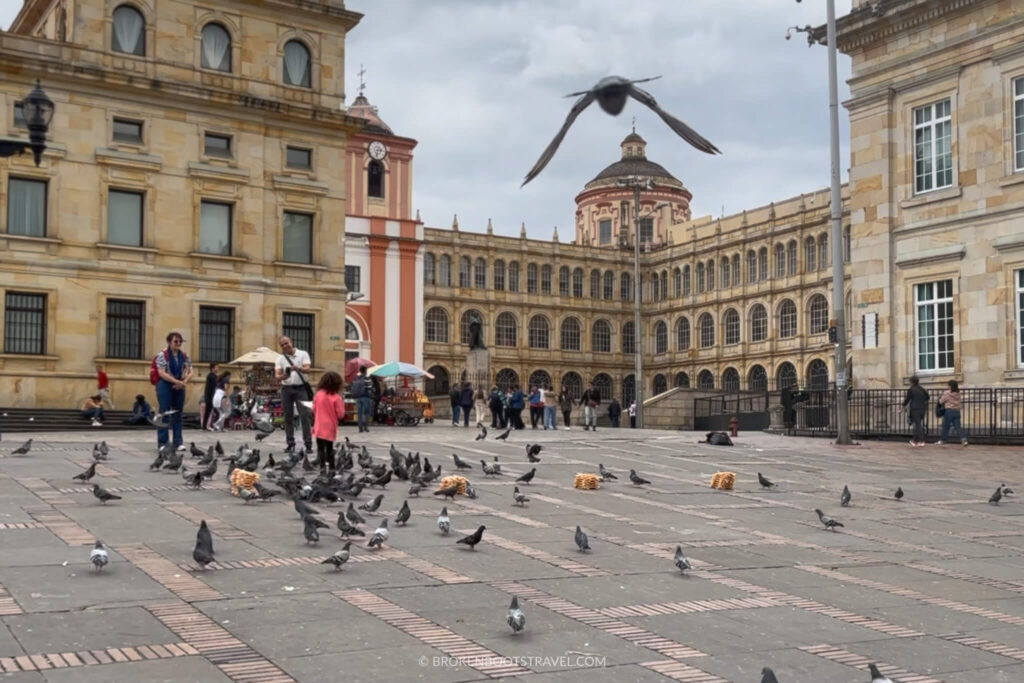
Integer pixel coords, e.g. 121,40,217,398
628,401,637,428
95,364,114,410
474,387,488,426
154,331,192,451
275,335,313,454
559,387,574,430
780,384,796,434
579,381,601,431
312,371,346,470
351,366,373,433
902,376,929,447
608,397,622,428
508,384,525,429
936,379,967,446
528,385,543,429
449,385,462,426
201,362,219,430
488,387,505,428
542,384,557,430
459,381,474,427
81,394,104,426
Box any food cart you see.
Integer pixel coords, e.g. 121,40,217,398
226,347,283,428
368,362,435,426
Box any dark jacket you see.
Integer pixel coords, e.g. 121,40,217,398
509,390,524,410
579,389,601,406
350,375,369,399
607,399,621,418
203,371,218,401
903,384,929,414
449,387,461,407
459,387,474,408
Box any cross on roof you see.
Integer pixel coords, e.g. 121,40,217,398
358,64,366,96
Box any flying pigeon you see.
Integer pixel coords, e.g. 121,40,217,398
456,525,486,550
92,484,121,504
815,508,844,531
507,595,525,633
147,410,178,429
673,545,691,573
193,520,215,570
11,438,32,455
894,486,904,501
73,461,97,483
757,472,775,488
516,468,536,485
453,454,473,470
761,668,779,683
841,485,851,507
434,483,459,500
989,485,1003,505
629,469,651,486
336,512,365,538
475,426,487,441
395,500,411,526
495,428,511,441
522,75,720,186
599,464,617,480
512,486,530,507
437,506,451,535
360,493,384,512
367,519,389,549
321,542,351,571
574,526,590,552
90,540,109,572
868,663,893,683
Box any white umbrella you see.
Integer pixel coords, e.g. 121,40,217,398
229,347,279,365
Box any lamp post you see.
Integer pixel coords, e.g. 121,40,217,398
0,81,54,167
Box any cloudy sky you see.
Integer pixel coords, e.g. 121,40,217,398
1,0,851,239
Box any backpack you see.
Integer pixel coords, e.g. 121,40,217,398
149,349,168,385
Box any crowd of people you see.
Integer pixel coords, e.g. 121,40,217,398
448,380,635,431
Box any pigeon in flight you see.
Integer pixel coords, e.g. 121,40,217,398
512,486,530,507
815,508,844,531
526,444,542,462
147,410,178,429
434,483,459,500
475,426,487,441
757,472,775,489
456,525,486,550
516,468,536,485
868,663,893,683
92,484,121,505
599,464,617,481
73,461,98,483
574,526,590,552
321,542,351,571
437,506,451,535
90,540,109,572
495,428,511,441
894,486,904,501
760,667,779,683
989,485,1003,505
11,438,32,455
522,75,720,186
395,500,411,526
507,595,525,634
367,519,389,549
673,545,691,573
629,469,651,486
841,485,851,507
193,520,214,570
336,512,364,538
453,454,473,471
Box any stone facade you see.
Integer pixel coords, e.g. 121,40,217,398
0,0,363,409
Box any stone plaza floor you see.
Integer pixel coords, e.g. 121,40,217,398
0,423,1022,682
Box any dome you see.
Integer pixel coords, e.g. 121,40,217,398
621,132,645,145
582,130,683,189
347,93,393,135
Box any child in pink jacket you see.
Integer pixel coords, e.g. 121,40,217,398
312,371,345,469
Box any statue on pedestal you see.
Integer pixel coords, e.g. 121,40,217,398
467,313,486,350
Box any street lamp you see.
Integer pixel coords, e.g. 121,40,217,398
0,81,54,167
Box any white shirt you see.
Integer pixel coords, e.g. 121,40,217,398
275,349,311,386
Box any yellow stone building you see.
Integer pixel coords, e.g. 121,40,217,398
0,0,363,409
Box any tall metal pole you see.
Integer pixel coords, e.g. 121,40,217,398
826,0,851,444
633,181,644,429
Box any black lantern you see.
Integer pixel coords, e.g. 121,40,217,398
0,80,54,167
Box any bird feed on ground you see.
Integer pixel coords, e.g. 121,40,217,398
230,469,260,496
573,473,600,490
438,475,468,495
709,472,735,490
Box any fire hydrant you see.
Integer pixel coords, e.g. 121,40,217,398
728,416,739,437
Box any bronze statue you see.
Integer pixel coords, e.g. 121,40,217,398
468,315,486,350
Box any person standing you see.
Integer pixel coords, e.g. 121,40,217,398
275,335,313,454
459,382,474,427
936,379,967,446
154,331,192,451
902,376,929,447
628,401,637,428
449,385,461,426
351,366,372,433
608,397,622,428
488,386,504,428
579,381,601,431
542,384,557,430
202,362,219,430
474,387,488,427
508,384,525,429
559,387,574,430
528,385,543,429
312,371,345,470
780,385,795,434
96,364,114,410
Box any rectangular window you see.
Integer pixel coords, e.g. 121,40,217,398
198,306,234,363
204,132,232,158
282,211,312,264
913,99,952,193
107,189,143,246
540,266,551,294
6,177,47,237
638,217,653,244
112,118,143,144
3,291,46,355
283,312,314,365
1015,78,1024,172
526,264,537,293
13,102,25,128
198,200,231,255
1018,269,1024,367
286,146,312,170
105,299,144,359
345,265,361,295
598,219,612,245
915,279,954,371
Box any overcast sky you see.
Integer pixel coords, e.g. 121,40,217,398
1,0,851,239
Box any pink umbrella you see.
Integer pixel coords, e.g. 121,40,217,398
344,357,377,383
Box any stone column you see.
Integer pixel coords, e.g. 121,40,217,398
465,349,490,396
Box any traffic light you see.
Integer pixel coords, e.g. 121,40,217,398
828,326,837,343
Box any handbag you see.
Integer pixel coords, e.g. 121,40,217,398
587,399,598,409
282,352,314,400
935,403,945,418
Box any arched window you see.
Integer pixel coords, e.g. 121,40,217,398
721,258,730,289
283,39,311,87
593,373,612,400
495,368,519,392
540,265,552,294
508,261,520,292
562,372,583,400
778,299,797,338
622,374,636,405
732,254,741,286
526,263,538,293
622,321,636,354
722,367,740,392
748,365,767,392
758,247,768,281
345,319,360,340
560,317,581,351
558,266,570,296
808,294,829,334
460,310,484,346
367,160,384,198
787,240,797,275
673,268,681,297
425,307,449,343
112,5,145,56
653,320,668,354
474,257,486,288
495,312,517,347
706,259,715,290
439,254,452,286
653,374,667,395
425,366,449,396
723,308,740,345
818,232,829,270
590,269,601,299
750,304,768,342
774,243,785,278
696,262,705,293
682,264,691,295
620,272,632,301
699,313,715,348
805,236,816,272
808,359,829,391
697,369,714,389
776,362,797,390
493,259,506,291
674,371,690,388
603,271,614,300
458,256,471,287
527,315,550,349
201,23,232,72
675,316,690,350
844,225,851,263
423,252,436,285
529,369,552,391
572,268,584,298
592,320,611,353
747,250,757,282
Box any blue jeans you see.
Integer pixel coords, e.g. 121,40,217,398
940,408,965,442
356,396,372,429
451,404,460,424
543,405,556,429
155,379,185,447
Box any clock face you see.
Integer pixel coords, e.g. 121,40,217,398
368,141,387,160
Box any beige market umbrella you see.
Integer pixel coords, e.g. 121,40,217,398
229,347,280,365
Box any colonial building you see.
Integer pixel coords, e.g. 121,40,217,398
421,132,850,403
0,0,363,409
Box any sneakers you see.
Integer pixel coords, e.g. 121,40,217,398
962,440,968,446
565,426,571,431
91,419,102,427
176,445,186,452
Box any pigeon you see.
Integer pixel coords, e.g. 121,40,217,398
294,498,321,519
452,454,473,471
437,506,451,535
481,460,500,477
367,519,389,549
495,428,511,441
673,545,691,573
147,410,178,429
239,487,258,504
522,75,720,186
1002,484,1014,496
894,486,904,501
215,440,224,456
516,468,536,485
599,464,617,481
360,494,384,512
868,663,893,683
574,525,590,552
336,512,364,538
989,485,1003,505
73,461,98,483
815,508,844,531
183,469,203,490
757,472,775,488
512,486,530,507
11,438,32,455
303,515,329,545
321,542,351,571
92,484,121,504
526,443,542,462
507,595,526,634
91,443,107,461
395,500,411,526
346,502,366,525
475,426,487,441
841,485,851,507
456,525,485,550
90,540,109,572
761,668,779,683
199,459,218,480
193,520,214,570
465,482,478,499
189,442,205,458
98,440,109,457
434,483,459,500
629,469,651,486
408,483,422,497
